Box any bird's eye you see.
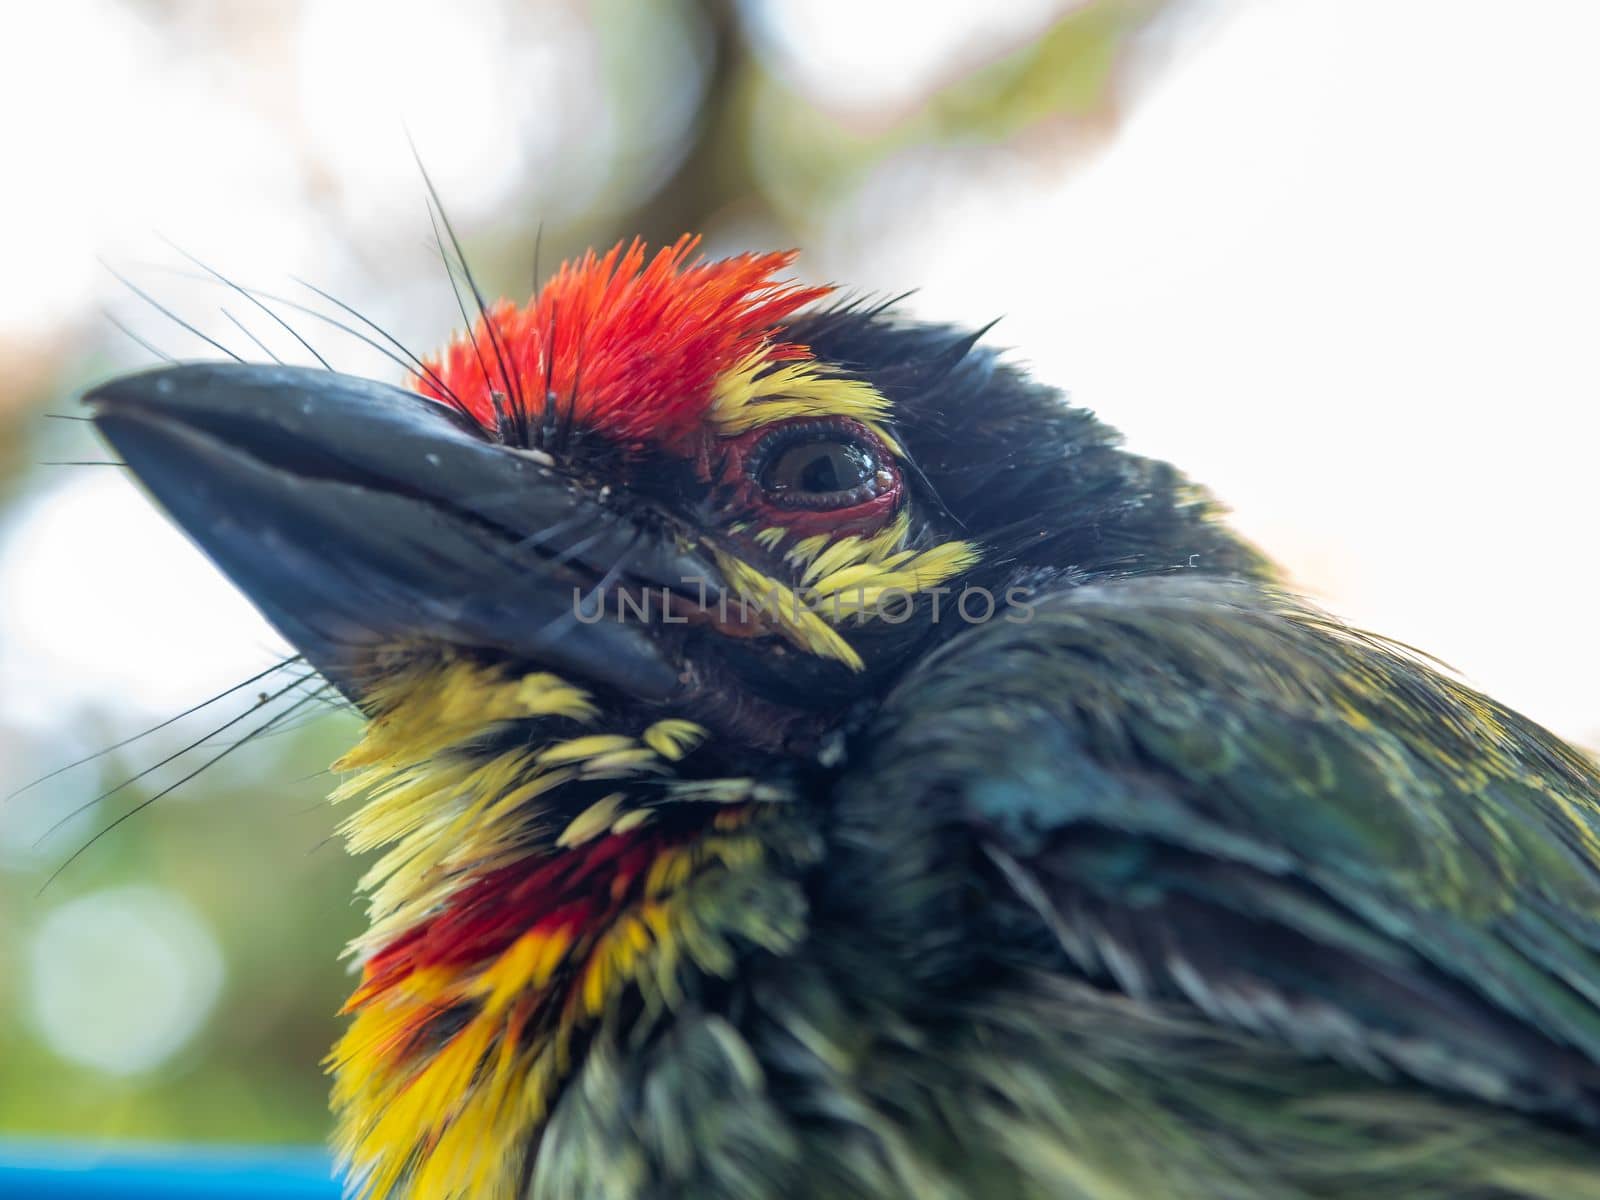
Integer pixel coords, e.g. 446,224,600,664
755,428,893,510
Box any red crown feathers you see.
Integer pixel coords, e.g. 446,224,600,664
414,236,831,452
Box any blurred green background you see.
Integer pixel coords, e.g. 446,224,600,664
2,0,1598,1149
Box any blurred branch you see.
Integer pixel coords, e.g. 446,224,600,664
617,0,772,246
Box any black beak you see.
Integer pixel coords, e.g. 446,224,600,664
87,363,712,705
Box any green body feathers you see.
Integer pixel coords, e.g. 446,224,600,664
537,577,1600,1198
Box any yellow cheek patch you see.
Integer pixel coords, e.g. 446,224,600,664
710,549,865,670
718,516,982,666
787,513,981,601
808,541,983,620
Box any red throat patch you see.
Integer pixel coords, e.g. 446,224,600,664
414,236,833,452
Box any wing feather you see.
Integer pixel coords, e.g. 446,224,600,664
863,577,1600,1124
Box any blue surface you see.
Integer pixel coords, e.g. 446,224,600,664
0,1142,340,1198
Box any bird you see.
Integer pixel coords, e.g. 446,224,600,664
86,236,1600,1199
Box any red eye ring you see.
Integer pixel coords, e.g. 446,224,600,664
720,417,903,537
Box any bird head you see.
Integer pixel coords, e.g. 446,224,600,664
87,237,1263,1197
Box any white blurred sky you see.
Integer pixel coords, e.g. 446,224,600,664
822,0,1600,741
2,0,1598,752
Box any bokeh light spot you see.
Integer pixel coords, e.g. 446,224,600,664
26,885,226,1076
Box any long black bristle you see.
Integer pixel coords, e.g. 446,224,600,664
161,237,334,371
104,261,245,363
32,669,319,849
38,682,330,894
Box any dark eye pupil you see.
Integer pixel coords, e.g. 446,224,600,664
798,446,856,492
765,441,874,497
